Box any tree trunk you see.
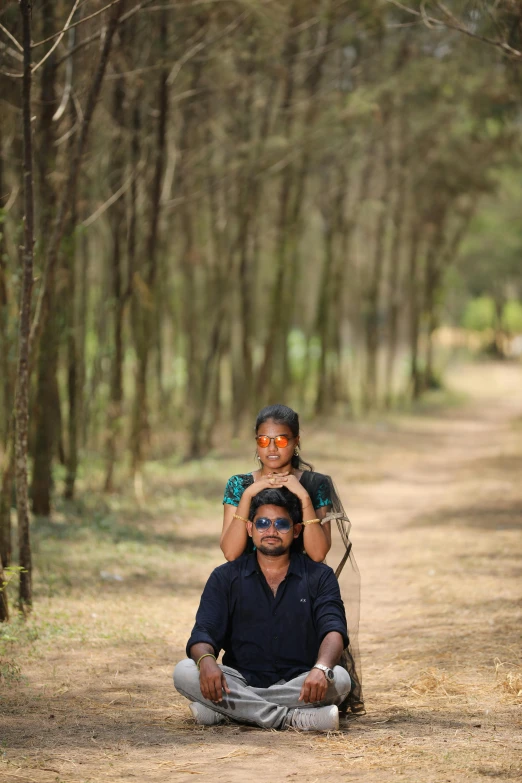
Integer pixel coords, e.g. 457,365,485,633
0,433,14,569
17,0,36,611
408,222,422,400
363,123,393,411
30,0,60,515
421,217,447,392
384,109,408,408
130,11,168,482
0,124,14,574
0,560,8,622
64,91,80,500
104,71,127,492
0,123,13,449
78,230,89,449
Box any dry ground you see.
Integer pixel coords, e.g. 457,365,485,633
1,361,521,783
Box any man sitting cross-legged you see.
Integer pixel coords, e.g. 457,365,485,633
173,486,351,732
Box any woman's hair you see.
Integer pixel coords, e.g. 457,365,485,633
255,404,313,471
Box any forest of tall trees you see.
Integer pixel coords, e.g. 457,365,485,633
1,1,522,613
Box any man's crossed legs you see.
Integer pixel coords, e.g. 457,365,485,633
174,659,351,730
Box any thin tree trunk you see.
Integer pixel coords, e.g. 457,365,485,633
384,109,408,408
17,0,36,611
127,101,141,472
364,123,393,411
130,12,168,483
0,433,14,569
0,123,12,448
0,561,8,622
0,124,14,576
422,216,447,391
315,177,336,416
315,159,349,415
64,88,79,500
104,71,127,492
408,221,422,400
30,0,59,516
78,230,89,449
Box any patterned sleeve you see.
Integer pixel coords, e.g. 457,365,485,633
222,475,245,506
313,476,332,509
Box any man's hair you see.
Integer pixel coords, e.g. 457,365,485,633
248,487,303,526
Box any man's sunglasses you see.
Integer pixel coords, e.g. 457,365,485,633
253,517,293,533
255,434,292,448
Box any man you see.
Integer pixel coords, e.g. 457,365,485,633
174,486,351,731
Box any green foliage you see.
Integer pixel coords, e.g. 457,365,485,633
503,300,522,334
462,297,496,331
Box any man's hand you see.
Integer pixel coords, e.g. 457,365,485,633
298,668,328,704
198,657,231,703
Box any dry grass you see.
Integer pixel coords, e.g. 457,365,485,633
1,362,522,783
495,658,522,702
406,668,468,697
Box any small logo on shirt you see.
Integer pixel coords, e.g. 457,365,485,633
300,598,307,603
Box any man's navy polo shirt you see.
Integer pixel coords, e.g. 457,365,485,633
186,552,348,688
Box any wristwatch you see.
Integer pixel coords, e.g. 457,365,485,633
313,663,335,682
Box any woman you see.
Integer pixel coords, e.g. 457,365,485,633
221,404,332,561
220,403,364,714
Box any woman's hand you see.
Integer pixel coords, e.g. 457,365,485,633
273,473,311,507
245,472,290,497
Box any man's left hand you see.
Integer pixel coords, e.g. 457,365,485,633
298,668,328,704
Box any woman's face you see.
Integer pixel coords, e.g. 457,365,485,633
256,419,299,471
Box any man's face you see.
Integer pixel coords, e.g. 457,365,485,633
248,504,302,557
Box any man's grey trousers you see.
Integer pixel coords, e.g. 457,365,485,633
173,659,351,730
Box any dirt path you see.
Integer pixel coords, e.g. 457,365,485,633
1,362,521,783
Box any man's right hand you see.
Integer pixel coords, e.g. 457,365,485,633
199,657,231,703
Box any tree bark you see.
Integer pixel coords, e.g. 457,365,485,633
0,433,14,569
64,87,80,500
17,0,36,611
363,121,393,411
0,123,13,449
0,561,8,622
407,221,422,400
0,124,14,575
384,109,408,408
130,10,168,481
104,69,128,492
422,215,447,391
30,0,61,515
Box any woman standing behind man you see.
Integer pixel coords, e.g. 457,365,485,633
220,404,364,714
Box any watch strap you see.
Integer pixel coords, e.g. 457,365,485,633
313,663,334,680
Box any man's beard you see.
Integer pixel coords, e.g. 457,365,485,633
257,540,289,556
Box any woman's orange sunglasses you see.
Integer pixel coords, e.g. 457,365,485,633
255,434,292,449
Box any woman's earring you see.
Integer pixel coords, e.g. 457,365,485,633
255,452,261,464
294,446,300,456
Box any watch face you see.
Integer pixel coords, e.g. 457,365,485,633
326,669,335,681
